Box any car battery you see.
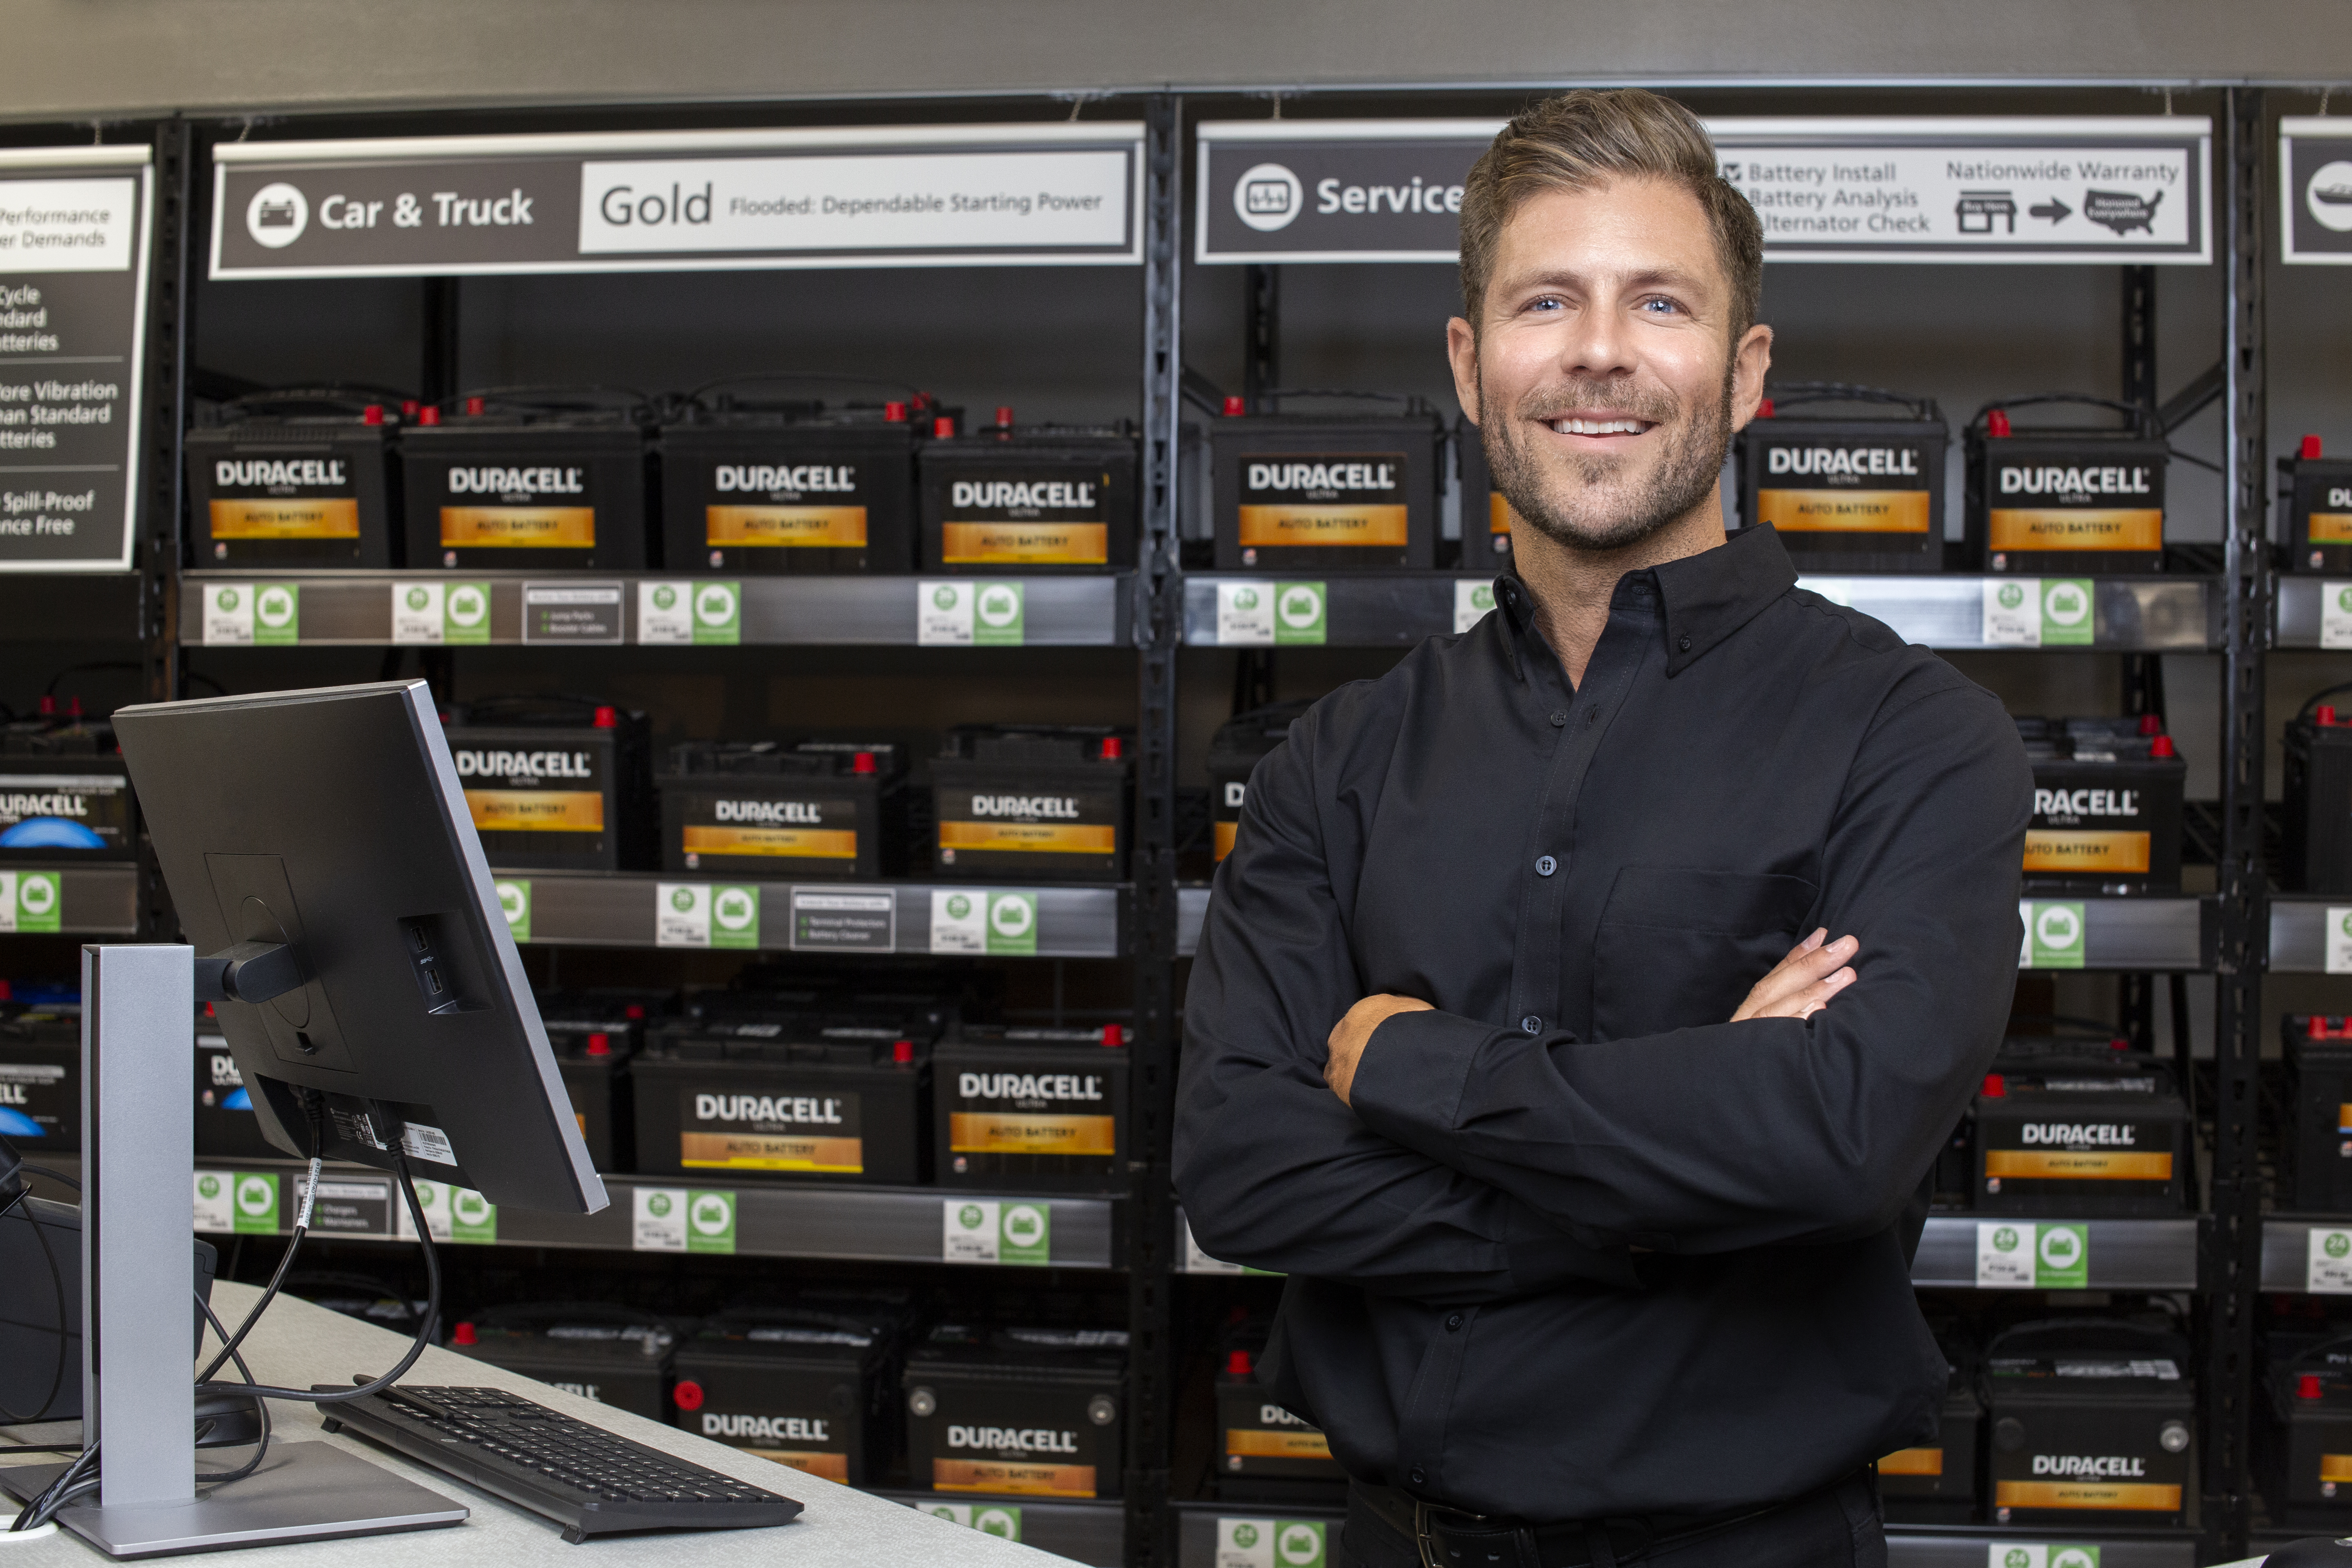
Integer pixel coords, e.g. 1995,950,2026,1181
933,1022,1127,1192
183,391,401,568
1211,404,1441,570
1452,415,1512,574
1205,701,1313,864
2285,1017,2352,1213
449,1304,676,1423
2281,435,2352,574
1215,1327,1344,1501
399,394,649,570
2264,1332,2352,1521
931,725,1131,882
1967,400,2167,574
659,399,918,574
0,722,133,861
2285,701,2352,893
657,739,908,881
1735,385,1948,573
671,1307,896,1484
0,1007,76,1151
918,412,1138,573
534,994,645,1173
903,1323,1126,1498
441,696,654,872
1877,1343,1982,1523
194,1008,281,1161
1973,1045,2190,1215
632,1015,931,1185
2015,715,2185,894
1982,1319,2194,1527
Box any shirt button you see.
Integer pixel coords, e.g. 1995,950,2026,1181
1409,1467,1426,1487
1548,710,1568,727
1678,634,1693,652
1521,1015,1542,1034
1535,855,1557,877
1445,1313,1464,1332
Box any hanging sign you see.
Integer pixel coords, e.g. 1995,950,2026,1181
2282,118,2352,263
1196,117,2209,266
211,124,1143,279
0,145,153,572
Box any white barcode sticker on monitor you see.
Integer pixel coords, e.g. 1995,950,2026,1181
399,1123,454,1166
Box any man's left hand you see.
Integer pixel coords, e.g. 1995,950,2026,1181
1325,993,1434,1105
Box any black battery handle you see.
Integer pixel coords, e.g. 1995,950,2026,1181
1761,381,1943,426
1969,393,2159,441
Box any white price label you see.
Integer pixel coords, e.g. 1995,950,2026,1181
390,581,444,643
944,1198,1002,1263
394,1179,454,1241
656,882,711,947
1976,1220,2040,1287
2327,907,2352,975
1216,581,1276,646
203,582,256,645
1981,579,2041,646
193,1169,236,1232
637,580,695,643
2323,583,2352,650
917,581,976,645
2311,1228,2352,1293
929,888,988,953
1453,579,1497,634
633,1187,689,1252
1181,1212,1246,1275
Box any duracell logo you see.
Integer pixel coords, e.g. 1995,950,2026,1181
1258,1404,1313,1429
208,1051,243,1089
970,794,1080,819
445,466,585,496
454,750,594,780
1223,782,1246,808
214,459,348,489
1998,465,2152,498
959,1072,1105,1102
1765,447,1920,477
2030,1454,2147,1478
0,791,88,818
2328,487,2352,508
946,1425,1078,1455
2034,787,2141,817
694,1093,845,1126
949,480,1098,510
2020,1123,2139,1146
713,799,823,825
714,464,855,494
1246,461,1397,494
703,1413,830,1442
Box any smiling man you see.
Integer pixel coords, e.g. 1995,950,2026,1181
1175,91,2031,1568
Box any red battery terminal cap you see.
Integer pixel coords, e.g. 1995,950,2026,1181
2138,712,2162,735
67,696,81,719
36,695,54,717
1223,396,1246,417
1757,398,1775,419
1987,409,2012,438
2303,1373,2326,1400
625,1004,646,1020
401,400,421,416
1100,736,1123,760
2321,705,2340,728
884,400,908,422
418,405,441,426
1101,1023,1125,1047
593,706,618,729
464,396,486,416
1227,1350,1254,1376
362,404,385,425
672,1379,705,1412
2314,1016,2332,1039
585,1033,611,1057
203,1000,214,1017
996,405,1014,429
2305,434,2325,460
933,416,956,438
853,751,877,775
2149,734,2176,758
892,1039,914,1065
452,1321,478,1346
1980,1073,2006,1098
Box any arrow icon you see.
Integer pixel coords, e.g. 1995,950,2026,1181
2029,198,2072,224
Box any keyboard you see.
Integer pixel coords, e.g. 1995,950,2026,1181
316,1384,803,1543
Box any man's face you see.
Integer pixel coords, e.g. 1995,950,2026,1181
1447,176,1770,552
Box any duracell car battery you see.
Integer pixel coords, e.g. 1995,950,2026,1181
1876,1341,1982,1523
2281,435,2352,575
1982,1319,2195,1527
1452,415,1510,574
2014,715,2185,895
0,1007,76,1151
658,396,920,574
931,725,1131,882
399,392,650,570
1967,399,2168,574
448,1304,677,1423
534,991,656,1173
183,390,402,568
194,1009,280,1161
1973,1042,2191,1215
933,1022,1128,1192
1216,1325,1344,1501
441,696,654,872
2263,1333,2352,1523
658,740,907,881
2284,696,2352,893
903,1323,1126,1499
1205,701,1313,864
0,717,132,862
1735,384,1949,573
2285,1016,2352,1214
1210,400,1441,570
632,1014,932,1185
918,410,1139,573
671,1307,897,1484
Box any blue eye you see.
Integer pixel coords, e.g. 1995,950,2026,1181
1641,297,1681,316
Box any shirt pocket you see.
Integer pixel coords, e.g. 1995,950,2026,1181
1590,866,1820,1039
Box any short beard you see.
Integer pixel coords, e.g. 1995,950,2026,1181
1480,365,1735,553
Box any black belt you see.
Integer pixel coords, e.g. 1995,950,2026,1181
1351,1471,1861,1568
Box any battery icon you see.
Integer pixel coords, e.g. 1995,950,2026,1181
1243,180,1292,217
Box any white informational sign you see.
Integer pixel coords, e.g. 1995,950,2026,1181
2320,581,2352,650
1982,579,2041,646
2282,118,2352,264
2310,1227,2352,1294
1453,578,1497,635
1216,581,1276,646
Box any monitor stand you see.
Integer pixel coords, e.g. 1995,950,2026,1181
0,945,466,1557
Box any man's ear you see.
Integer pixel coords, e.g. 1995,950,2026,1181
1447,316,1482,427
1728,322,1774,432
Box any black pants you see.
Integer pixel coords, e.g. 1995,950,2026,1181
1338,1472,1887,1568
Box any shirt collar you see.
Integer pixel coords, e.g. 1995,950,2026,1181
1492,525,1798,681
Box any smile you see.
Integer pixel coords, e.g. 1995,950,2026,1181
1548,416,1655,437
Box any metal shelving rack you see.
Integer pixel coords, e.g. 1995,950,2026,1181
0,80,2303,1568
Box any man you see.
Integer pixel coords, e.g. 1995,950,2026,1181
1174,89,2030,1568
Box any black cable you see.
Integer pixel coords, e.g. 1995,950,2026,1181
11,1439,96,1531
196,1109,323,1386
192,1291,271,1489
20,1164,77,1191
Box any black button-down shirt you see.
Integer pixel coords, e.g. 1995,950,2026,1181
1174,526,2031,1521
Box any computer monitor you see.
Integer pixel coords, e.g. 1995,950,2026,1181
113,679,606,1216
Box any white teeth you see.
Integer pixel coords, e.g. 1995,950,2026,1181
1550,417,1648,436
